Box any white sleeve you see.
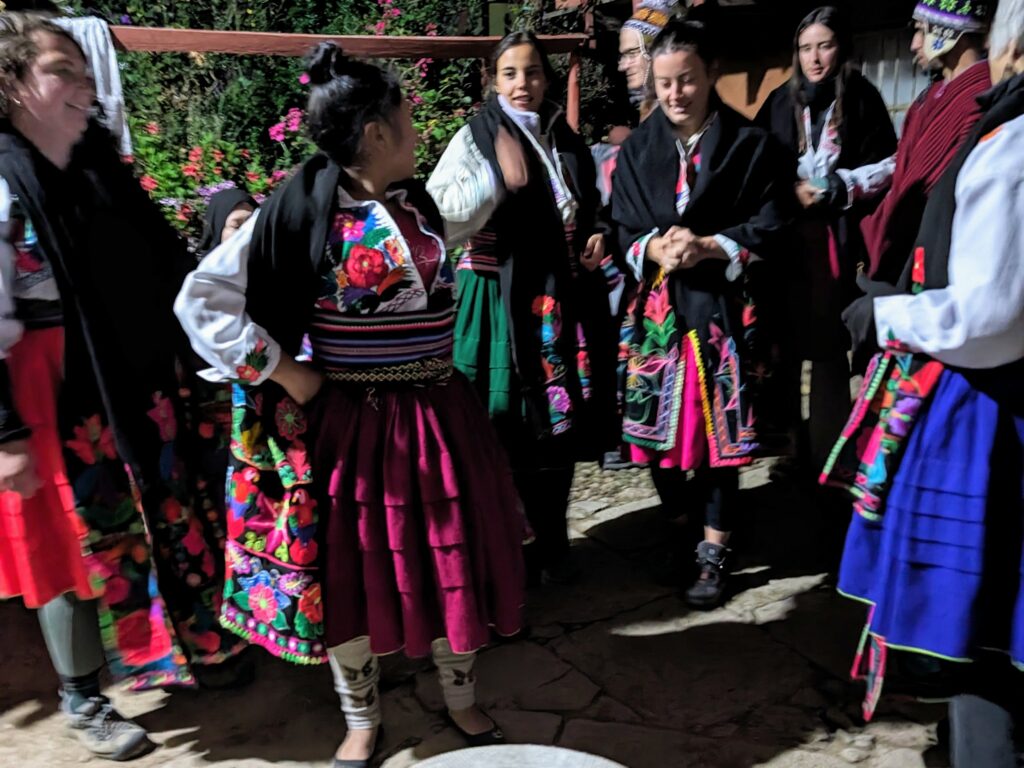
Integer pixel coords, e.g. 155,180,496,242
873,155,1024,369
0,178,24,358
836,155,896,209
427,125,505,248
174,211,282,384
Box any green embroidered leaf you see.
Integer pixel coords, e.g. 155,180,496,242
232,591,251,611
274,542,289,563
361,228,390,249
294,611,314,639
271,611,290,632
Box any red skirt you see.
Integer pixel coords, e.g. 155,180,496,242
314,372,527,657
0,327,96,608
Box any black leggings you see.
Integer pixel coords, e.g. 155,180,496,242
949,656,1024,768
650,466,738,534
515,464,575,567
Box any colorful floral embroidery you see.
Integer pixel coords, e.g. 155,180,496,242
820,349,945,521
236,338,270,382
274,397,307,441
532,294,575,434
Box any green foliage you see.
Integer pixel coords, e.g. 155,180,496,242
64,1,618,235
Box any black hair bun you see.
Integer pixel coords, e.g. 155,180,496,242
307,41,349,86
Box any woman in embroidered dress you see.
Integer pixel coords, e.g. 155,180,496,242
0,12,245,762
175,43,525,767
427,32,618,585
611,19,792,608
820,2,1024,760
756,7,896,479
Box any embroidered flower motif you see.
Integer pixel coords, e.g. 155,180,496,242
547,385,571,415
250,583,279,624
334,213,366,243
298,583,323,623
236,339,269,382
384,238,405,266
532,295,556,316
65,415,118,465
911,246,926,294
275,398,307,440
344,245,389,288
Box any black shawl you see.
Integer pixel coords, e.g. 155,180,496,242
756,70,897,178
612,101,795,343
465,97,617,452
0,121,190,481
244,152,446,358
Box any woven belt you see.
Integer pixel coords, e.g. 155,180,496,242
324,357,453,385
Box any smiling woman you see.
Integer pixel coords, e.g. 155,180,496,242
0,10,249,763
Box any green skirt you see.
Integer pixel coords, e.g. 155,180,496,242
454,269,516,420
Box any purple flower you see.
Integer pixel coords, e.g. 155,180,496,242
119,14,132,25
547,386,571,414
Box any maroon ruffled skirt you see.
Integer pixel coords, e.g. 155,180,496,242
312,371,527,656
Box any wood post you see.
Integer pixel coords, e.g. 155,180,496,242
567,47,581,131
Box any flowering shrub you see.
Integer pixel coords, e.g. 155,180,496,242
66,1,616,238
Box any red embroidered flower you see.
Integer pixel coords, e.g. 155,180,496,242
344,245,389,288
250,584,279,624
911,247,926,292
275,398,307,440
236,339,269,382
117,607,172,666
742,303,757,328
532,295,556,316
162,497,183,524
298,583,323,623
289,537,318,566
231,467,259,503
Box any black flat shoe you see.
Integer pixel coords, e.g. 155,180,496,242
444,711,505,747
332,726,383,768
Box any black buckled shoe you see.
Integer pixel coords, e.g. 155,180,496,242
684,541,731,609
445,711,506,747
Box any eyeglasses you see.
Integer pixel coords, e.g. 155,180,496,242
618,48,647,62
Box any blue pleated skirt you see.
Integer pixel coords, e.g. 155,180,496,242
838,368,1024,665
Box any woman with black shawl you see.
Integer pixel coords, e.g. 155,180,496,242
0,13,245,762
756,7,897,474
612,19,792,607
427,32,619,585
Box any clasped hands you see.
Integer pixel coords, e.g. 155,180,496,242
646,226,726,273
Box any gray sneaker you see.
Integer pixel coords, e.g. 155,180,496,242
62,695,153,761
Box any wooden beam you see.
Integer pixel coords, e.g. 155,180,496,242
109,26,587,58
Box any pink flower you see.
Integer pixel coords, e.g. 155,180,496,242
250,583,279,625
298,72,310,85
182,163,199,178
410,93,424,105
271,169,288,182
334,213,365,242
268,122,286,142
285,107,303,132
373,20,387,35
144,121,160,135
140,175,158,192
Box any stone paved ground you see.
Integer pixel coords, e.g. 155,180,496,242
0,461,945,768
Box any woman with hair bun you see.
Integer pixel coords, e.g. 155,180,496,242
176,42,525,766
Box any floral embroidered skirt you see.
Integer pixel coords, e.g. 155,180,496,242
628,334,708,470
839,369,1024,669
0,327,95,607
313,371,527,657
